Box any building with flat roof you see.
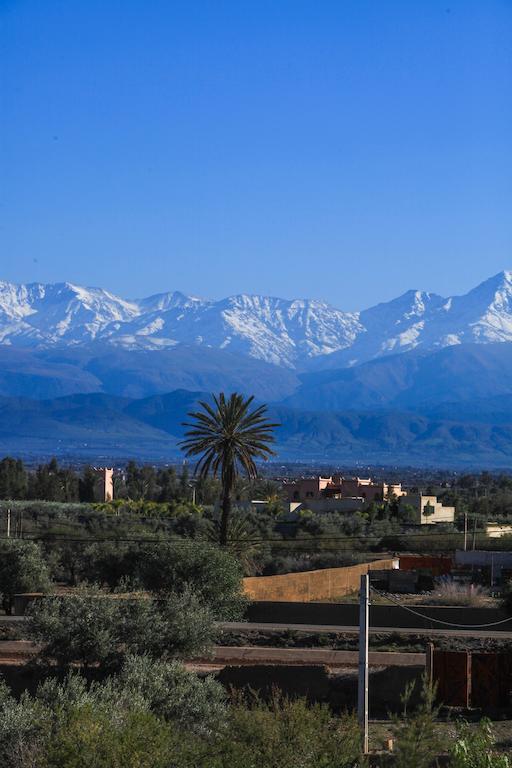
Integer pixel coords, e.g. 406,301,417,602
284,475,405,504
399,494,455,525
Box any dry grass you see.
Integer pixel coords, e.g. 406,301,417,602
425,579,490,607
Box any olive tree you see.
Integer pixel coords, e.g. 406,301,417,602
0,539,50,614
25,586,217,669
136,540,246,619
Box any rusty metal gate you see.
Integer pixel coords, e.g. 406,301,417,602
430,648,512,708
431,650,471,707
472,653,512,708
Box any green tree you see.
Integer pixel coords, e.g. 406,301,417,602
28,458,79,502
179,464,190,501
180,392,278,545
81,542,140,589
157,466,178,502
125,462,158,501
113,654,226,733
391,675,446,768
25,586,217,669
0,457,27,499
136,540,245,619
0,539,50,614
78,466,97,503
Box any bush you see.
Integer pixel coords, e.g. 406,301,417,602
452,720,510,767
215,694,361,768
0,539,51,614
44,706,178,768
0,670,361,768
391,675,446,768
25,586,217,669
36,654,226,735
427,578,489,607
136,541,245,619
0,679,49,768
113,654,226,733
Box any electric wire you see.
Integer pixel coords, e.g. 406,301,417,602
0,529,475,545
370,585,512,628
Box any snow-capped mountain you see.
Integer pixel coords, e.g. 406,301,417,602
108,294,362,367
2,272,512,369
0,282,139,347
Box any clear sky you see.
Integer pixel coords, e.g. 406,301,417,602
1,0,511,310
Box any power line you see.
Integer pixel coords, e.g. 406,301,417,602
370,585,512,629
0,530,479,545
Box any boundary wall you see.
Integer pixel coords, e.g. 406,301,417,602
246,601,512,630
243,558,398,602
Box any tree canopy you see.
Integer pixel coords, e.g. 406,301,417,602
181,392,278,544
0,540,50,614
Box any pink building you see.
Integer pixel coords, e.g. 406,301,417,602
284,475,405,504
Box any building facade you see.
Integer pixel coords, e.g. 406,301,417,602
399,494,455,524
284,475,405,504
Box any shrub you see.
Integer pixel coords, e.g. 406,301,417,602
44,706,177,768
25,586,217,669
391,675,446,768
0,539,51,614
113,654,226,733
216,693,361,768
0,679,49,768
36,654,225,735
136,540,245,619
452,720,510,768
428,578,488,607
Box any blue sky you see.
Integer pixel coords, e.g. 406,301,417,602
1,0,511,309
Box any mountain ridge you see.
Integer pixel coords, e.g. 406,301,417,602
2,388,512,467
2,271,512,369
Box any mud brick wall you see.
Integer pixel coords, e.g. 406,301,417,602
243,559,397,602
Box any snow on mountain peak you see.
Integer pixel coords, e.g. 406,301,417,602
1,273,512,368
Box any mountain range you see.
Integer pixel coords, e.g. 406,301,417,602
3,272,512,465
2,389,512,468
3,271,512,369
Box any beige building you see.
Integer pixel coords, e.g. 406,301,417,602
93,467,114,502
400,494,455,525
485,522,512,539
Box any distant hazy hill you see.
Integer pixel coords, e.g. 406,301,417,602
0,345,299,401
2,390,512,467
284,343,512,412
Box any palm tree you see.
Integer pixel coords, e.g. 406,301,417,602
180,393,278,545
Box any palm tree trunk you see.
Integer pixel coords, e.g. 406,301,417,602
220,488,232,546
220,467,234,546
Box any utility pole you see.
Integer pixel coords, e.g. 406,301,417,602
463,511,468,551
358,573,369,755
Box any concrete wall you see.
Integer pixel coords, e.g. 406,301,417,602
287,498,366,514
246,601,512,631
233,499,364,514
243,558,398,602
